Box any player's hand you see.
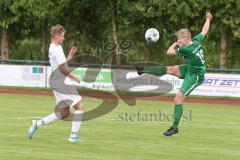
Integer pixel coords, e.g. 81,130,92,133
206,11,212,21
74,76,81,84
69,46,78,56
174,42,182,47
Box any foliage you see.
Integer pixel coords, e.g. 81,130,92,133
0,0,240,68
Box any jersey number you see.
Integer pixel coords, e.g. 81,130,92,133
196,49,205,64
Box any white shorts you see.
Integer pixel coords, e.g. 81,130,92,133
53,88,82,108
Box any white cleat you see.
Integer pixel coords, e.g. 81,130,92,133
28,120,38,140
68,136,82,142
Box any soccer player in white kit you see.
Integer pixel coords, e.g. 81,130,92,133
28,24,84,142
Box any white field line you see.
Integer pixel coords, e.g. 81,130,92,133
0,117,42,120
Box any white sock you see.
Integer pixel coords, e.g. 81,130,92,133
37,113,60,127
70,110,83,137
36,119,44,127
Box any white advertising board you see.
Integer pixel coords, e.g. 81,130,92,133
0,64,46,87
0,64,240,97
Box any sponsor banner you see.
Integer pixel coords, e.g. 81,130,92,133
193,73,240,97
0,64,46,87
1,64,240,97
151,73,240,97
156,73,240,97
64,67,114,91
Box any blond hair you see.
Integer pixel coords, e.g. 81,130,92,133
50,24,65,38
175,29,191,40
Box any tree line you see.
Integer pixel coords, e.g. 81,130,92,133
0,0,240,68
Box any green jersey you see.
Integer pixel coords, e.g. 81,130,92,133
175,33,206,74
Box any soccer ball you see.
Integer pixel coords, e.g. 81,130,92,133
145,28,159,43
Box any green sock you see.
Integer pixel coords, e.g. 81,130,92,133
172,104,183,129
143,66,167,76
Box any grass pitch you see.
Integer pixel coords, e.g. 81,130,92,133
0,94,239,160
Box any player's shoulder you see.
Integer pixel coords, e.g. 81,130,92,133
194,33,205,37
178,45,190,51
175,45,191,56
49,44,60,57
49,44,63,53
192,33,205,42
49,43,59,51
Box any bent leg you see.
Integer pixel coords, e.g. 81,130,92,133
167,64,188,78
167,65,181,77
143,65,167,76
28,104,69,140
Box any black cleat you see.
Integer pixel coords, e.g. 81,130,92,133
163,127,179,136
134,64,144,75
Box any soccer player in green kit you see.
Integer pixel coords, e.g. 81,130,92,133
136,11,212,136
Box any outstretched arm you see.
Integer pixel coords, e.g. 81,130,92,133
201,11,212,36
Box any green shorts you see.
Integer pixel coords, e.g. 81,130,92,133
178,64,204,96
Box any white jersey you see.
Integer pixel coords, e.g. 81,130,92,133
48,43,66,71
48,43,81,108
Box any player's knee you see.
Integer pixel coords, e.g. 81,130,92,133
60,110,70,119
74,103,84,111
174,93,185,104
167,66,177,75
167,67,173,74
174,97,182,104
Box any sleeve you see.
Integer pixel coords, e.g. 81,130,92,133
192,33,204,43
175,46,188,56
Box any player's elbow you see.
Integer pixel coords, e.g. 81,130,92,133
167,50,175,56
60,109,70,119
59,64,69,76
201,30,208,36
166,52,172,56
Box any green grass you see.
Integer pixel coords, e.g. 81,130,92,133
0,94,239,160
